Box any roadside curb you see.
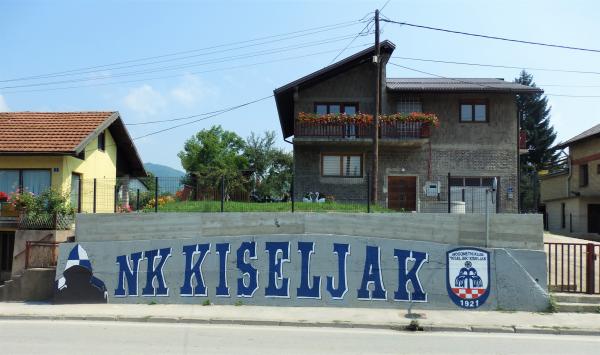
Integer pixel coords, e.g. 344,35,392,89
1,314,600,336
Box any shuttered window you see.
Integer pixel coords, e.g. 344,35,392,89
397,100,422,114
321,154,362,177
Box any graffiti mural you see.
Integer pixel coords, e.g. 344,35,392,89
54,245,107,304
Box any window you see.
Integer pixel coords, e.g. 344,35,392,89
397,100,422,114
314,103,358,115
460,101,488,122
449,177,496,187
321,154,362,177
98,131,106,151
580,164,589,187
0,169,51,194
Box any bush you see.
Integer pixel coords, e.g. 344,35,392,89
10,188,74,217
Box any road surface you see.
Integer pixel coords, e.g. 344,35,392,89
1,320,599,354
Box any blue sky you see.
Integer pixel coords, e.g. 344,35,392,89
1,0,598,170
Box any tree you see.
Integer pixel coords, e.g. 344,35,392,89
178,125,248,192
514,70,558,212
244,131,293,199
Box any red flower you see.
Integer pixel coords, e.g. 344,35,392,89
0,191,8,202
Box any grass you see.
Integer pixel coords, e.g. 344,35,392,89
150,200,396,213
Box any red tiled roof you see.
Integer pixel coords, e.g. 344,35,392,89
0,112,116,153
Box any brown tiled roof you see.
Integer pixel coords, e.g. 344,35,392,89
0,112,116,153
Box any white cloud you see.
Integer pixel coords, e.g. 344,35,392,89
0,95,9,111
170,74,216,106
123,84,166,115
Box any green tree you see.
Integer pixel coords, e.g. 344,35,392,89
244,131,292,199
514,70,557,212
178,125,248,192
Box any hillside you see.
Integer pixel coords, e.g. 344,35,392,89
144,163,185,177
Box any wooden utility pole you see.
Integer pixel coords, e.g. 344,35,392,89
371,9,381,203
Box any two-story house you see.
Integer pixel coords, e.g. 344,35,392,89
540,124,600,234
274,41,539,213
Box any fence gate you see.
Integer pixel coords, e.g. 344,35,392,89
545,242,600,294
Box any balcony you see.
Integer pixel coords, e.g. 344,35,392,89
294,120,430,147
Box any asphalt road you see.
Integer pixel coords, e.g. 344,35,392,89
1,320,599,354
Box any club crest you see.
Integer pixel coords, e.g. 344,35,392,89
446,248,490,309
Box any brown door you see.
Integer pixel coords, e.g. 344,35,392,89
588,204,600,234
388,176,417,211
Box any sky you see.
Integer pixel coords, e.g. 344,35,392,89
1,0,599,171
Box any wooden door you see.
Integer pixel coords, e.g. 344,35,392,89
588,204,600,234
388,176,417,211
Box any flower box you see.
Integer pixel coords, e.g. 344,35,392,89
0,202,19,217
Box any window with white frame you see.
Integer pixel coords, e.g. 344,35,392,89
396,100,422,114
321,154,362,177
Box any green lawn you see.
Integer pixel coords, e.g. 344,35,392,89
152,200,394,213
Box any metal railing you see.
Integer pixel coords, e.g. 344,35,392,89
25,241,59,269
294,121,425,140
545,242,599,294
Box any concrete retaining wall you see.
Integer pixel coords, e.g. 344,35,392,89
75,213,543,250
55,213,548,311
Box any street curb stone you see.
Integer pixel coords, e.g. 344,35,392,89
2,313,600,336
471,326,515,333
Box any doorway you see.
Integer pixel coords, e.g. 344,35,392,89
387,176,417,211
0,231,15,281
588,204,600,234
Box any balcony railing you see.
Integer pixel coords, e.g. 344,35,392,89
295,121,426,140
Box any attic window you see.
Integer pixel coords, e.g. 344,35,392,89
98,131,106,151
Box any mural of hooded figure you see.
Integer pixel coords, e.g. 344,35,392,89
54,244,108,304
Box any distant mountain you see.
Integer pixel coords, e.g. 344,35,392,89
144,163,185,177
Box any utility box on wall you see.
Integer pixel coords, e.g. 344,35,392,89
424,181,441,197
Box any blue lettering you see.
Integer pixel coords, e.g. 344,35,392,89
114,252,143,297
297,242,320,299
237,242,258,297
357,245,386,300
180,244,210,296
393,249,428,302
326,243,349,299
265,241,290,298
142,247,172,296
215,243,231,297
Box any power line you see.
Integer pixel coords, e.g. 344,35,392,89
1,18,369,83
330,18,373,63
0,33,372,90
2,43,371,95
392,56,600,76
388,62,600,98
381,19,600,53
132,95,274,140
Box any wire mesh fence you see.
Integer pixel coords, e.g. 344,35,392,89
73,172,515,214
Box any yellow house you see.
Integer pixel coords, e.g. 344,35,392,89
540,123,600,235
0,111,145,219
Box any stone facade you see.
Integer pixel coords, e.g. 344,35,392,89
292,60,520,213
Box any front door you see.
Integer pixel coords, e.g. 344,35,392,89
70,173,81,213
0,231,15,281
588,204,600,234
388,176,417,211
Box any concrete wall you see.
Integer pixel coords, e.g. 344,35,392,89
60,213,548,311
0,268,55,301
540,173,569,201
545,196,600,234
75,213,543,250
12,229,74,278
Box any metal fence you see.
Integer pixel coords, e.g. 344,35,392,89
545,242,600,294
74,172,512,214
25,241,59,269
